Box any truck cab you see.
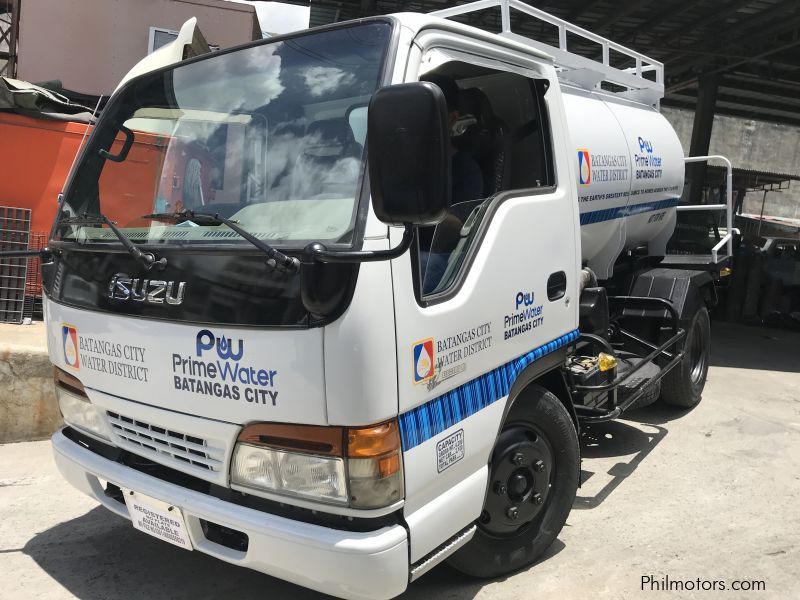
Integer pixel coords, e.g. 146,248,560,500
40,4,717,599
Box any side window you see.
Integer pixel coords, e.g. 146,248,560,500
415,61,554,300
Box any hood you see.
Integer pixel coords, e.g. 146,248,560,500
45,298,327,425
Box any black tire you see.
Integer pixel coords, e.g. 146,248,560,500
661,307,711,407
447,386,579,579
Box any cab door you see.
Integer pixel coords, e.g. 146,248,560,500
390,33,581,563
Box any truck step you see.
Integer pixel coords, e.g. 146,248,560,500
660,254,732,271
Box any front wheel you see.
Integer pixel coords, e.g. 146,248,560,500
448,386,579,578
661,306,711,408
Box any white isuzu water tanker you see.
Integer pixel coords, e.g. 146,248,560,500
2,1,733,598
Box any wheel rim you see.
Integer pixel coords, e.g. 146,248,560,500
479,424,554,537
688,317,708,386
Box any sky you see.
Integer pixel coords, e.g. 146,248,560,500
225,1,311,36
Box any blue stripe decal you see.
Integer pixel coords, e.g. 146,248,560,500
580,197,680,226
398,329,580,451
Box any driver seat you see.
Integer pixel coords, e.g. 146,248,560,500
455,87,512,196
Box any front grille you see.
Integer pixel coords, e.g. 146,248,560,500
107,411,224,472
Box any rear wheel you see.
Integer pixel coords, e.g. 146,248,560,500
661,307,711,407
448,386,579,578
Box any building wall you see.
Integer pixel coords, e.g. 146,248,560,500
16,0,258,96
662,107,800,221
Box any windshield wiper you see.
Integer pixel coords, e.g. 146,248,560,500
59,213,167,270
142,210,300,273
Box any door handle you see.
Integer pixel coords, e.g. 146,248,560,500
547,271,567,301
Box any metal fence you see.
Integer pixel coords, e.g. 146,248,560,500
0,205,31,323
23,231,47,321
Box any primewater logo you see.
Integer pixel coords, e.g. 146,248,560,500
196,329,244,360
515,291,536,310
412,338,435,384
578,149,591,185
172,329,279,405
62,324,80,370
638,137,654,153
504,292,544,341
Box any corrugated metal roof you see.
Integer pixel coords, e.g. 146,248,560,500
706,165,800,191
309,0,800,127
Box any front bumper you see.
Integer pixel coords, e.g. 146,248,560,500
52,429,410,600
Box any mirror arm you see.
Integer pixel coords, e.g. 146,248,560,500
304,224,414,264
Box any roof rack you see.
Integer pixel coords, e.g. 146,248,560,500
431,0,664,105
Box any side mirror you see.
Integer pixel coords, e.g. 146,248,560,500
367,82,451,227
301,82,447,274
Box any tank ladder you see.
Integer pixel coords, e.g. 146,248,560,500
662,156,736,271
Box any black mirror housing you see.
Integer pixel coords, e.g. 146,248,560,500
367,82,451,227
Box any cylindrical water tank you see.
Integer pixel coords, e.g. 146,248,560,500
561,85,685,279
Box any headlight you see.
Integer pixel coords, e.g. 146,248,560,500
54,368,112,442
231,444,348,504
230,421,404,509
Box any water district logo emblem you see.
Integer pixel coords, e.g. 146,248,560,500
412,338,435,384
62,324,80,370
578,149,591,185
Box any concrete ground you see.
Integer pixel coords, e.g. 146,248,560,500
1,322,798,599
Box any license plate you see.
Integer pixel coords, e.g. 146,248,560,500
123,489,193,551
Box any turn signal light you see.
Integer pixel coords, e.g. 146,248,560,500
377,453,401,478
237,422,344,456
54,367,86,396
348,422,400,462
232,420,404,509
346,421,403,508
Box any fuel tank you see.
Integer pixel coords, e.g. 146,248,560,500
560,85,685,279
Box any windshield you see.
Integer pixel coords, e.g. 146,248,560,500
57,22,391,247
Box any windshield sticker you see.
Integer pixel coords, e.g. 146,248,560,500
504,292,544,341
68,328,150,382
172,330,279,405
